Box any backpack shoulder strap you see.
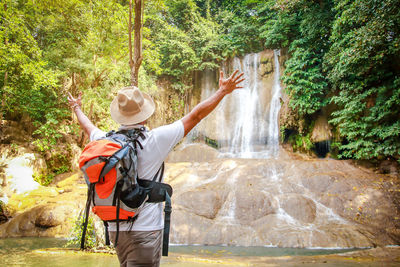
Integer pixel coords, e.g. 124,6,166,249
152,162,165,182
115,127,147,150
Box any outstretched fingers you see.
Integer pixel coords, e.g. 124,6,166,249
67,92,74,101
67,92,83,110
235,78,245,85
229,70,239,80
233,73,244,82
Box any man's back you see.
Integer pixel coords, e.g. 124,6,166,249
90,120,184,231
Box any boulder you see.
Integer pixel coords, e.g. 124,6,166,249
279,194,317,223
234,188,276,224
176,189,222,219
0,204,77,237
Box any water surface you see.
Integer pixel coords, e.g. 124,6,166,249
0,238,392,267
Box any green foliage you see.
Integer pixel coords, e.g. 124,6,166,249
217,10,262,56
289,133,313,152
34,173,54,186
260,9,298,49
156,24,200,81
283,46,329,115
146,0,230,97
282,1,334,115
324,0,400,160
34,148,71,186
205,136,219,149
0,2,65,123
32,112,66,152
9,143,20,155
271,0,400,161
66,215,98,249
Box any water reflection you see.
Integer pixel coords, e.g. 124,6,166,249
0,238,117,267
1,238,393,267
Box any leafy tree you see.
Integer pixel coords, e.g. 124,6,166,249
282,1,334,115
215,1,267,56
260,6,298,49
149,0,228,96
324,0,400,160
0,1,64,125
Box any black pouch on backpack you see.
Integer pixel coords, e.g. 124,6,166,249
120,183,150,209
137,179,173,203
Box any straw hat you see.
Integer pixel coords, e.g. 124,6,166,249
110,86,155,125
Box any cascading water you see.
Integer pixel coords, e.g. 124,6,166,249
227,53,264,158
190,50,282,159
267,49,282,157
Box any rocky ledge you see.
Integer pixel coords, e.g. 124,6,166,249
1,145,399,249
166,144,400,248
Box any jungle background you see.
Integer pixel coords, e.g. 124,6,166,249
1,0,399,185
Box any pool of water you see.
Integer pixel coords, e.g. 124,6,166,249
0,238,116,267
0,237,387,267
170,245,358,257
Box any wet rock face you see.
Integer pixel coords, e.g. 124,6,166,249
165,149,400,248
310,115,332,143
235,188,275,224
279,194,316,223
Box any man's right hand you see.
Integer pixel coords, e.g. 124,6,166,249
218,70,245,95
182,69,245,136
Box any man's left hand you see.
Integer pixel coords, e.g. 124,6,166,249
68,92,82,110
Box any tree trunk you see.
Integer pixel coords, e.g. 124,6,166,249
129,0,144,87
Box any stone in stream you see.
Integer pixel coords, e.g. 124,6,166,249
0,174,86,238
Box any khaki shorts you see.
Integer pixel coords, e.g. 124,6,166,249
109,230,162,267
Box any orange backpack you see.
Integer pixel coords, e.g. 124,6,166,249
78,128,172,256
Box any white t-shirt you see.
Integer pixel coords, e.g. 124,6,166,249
89,120,184,231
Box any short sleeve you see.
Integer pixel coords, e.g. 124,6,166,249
151,120,184,160
90,128,107,141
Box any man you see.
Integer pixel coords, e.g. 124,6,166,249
68,70,244,267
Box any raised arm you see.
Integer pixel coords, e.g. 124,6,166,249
181,70,244,136
67,92,97,137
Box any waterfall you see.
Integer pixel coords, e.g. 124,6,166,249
267,49,282,157
189,50,282,159
228,54,262,158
